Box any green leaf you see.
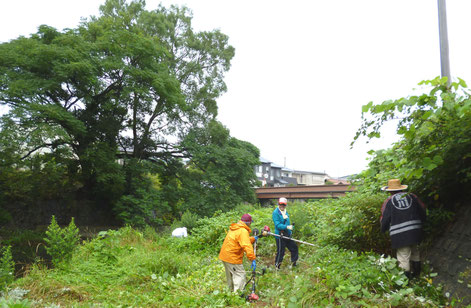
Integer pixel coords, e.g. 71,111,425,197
421,110,433,120
410,168,423,179
362,101,373,113
432,155,443,165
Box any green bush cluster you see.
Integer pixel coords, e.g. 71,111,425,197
44,216,80,267
0,245,15,290
300,192,391,253
180,210,200,232
13,226,246,307
266,245,444,307
5,198,453,307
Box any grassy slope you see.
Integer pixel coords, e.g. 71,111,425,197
2,198,452,307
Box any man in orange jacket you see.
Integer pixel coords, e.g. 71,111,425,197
218,213,257,292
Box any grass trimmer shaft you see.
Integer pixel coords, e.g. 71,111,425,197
262,225,316,247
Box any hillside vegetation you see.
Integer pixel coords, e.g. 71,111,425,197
1,193,455,307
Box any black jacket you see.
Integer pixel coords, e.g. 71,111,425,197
380,192,426,249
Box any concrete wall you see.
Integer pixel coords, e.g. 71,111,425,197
292,172,327,185
427,205,471,305
2,200,119,229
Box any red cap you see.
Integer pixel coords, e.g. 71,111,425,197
241,214,253,223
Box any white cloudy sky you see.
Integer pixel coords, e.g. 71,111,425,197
1,0,471,177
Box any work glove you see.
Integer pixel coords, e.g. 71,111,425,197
254,236,259,242
251,260,256,271
287,225,293,230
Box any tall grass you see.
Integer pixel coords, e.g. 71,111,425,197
2,192,453,307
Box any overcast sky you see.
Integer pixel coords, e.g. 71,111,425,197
1,0,471,177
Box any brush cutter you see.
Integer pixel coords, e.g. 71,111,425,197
242,228,266,302
261,225,316,247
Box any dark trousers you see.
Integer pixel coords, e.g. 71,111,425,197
275,236,298,266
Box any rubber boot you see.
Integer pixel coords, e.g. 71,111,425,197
411,261,421,278
404,271,412,280
275,263,281,270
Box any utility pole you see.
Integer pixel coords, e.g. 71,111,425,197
437,0,451,87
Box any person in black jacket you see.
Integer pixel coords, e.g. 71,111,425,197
380,179,426,279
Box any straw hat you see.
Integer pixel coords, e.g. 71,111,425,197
381,179,408,191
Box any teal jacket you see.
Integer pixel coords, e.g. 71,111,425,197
272,207,293,237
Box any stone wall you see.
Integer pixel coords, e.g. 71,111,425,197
426,205,471,306
2,199,120,229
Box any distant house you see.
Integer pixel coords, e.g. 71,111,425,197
326,175,354,185
254,157,298,187
281,167,298,186
254,157,272,187
291,170,329,186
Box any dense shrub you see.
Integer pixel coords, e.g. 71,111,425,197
0,245,15,290
180,210,200,232
302,192,391,253
44,216,80,266
114,189,171,228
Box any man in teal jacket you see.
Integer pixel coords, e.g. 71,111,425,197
272,197,298,269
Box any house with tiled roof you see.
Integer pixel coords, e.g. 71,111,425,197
254,157,298,187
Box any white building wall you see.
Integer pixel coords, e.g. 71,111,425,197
293,172,328,185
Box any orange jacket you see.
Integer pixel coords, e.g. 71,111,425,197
219,221,256,264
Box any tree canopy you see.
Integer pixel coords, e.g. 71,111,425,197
0,0,259,226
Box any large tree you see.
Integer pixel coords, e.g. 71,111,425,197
179,120,260,217
0,0,234,205
0,0,261,226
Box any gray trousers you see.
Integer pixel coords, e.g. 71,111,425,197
222,261,246,292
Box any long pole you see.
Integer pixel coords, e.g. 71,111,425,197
265,231,316,247
437,0,451,87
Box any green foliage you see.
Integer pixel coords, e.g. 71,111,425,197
422,207,454,240
9,205,452,307
44,216,80,267
13,227,246,307
114,160,172,228
0,116,78,203
179,210,200,232
183,211,240,254
179,120,260,217
114,188,170,228
287,200,316,238
0,0,237,221
0,229,46,271
0,208,12,226
0,297,31,308
0,245,15,290
353,77,471,208
299,192,391,253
